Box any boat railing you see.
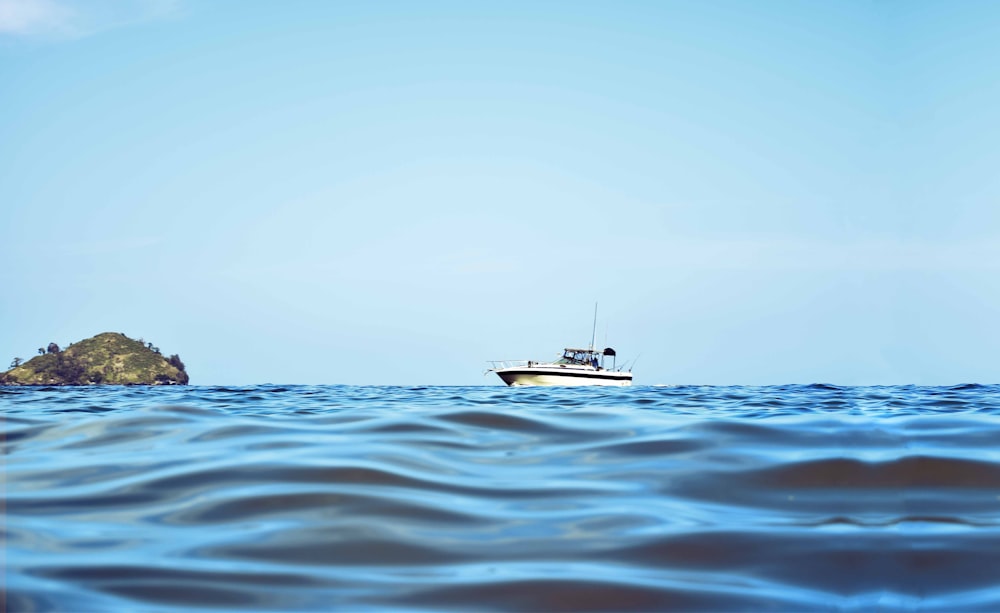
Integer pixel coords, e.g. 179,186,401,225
487,360,532,370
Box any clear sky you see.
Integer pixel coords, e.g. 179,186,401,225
2,0,998,385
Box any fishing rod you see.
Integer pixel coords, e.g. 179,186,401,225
589,302,598,352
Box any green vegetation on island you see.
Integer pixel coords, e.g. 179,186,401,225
2,332,189,386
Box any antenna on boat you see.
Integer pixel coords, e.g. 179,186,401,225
590,302,598,351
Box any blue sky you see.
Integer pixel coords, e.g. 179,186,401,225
2,0,998,385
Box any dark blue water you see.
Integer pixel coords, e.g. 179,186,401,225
4,384,1000,611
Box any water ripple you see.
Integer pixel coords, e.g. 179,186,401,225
3,384,1000,611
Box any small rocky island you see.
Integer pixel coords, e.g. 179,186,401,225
2,332,189,385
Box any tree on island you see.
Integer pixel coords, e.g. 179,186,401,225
47,343,60,354
168,354,186,372
52,353,86,385
10,357,23,368
37,348,45,355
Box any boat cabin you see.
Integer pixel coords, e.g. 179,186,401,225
556,347,618,370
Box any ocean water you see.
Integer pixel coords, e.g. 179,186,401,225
4,384,1000,612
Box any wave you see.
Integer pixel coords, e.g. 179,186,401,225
4,385,1000,611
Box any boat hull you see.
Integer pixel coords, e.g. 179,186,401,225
494,367,632,387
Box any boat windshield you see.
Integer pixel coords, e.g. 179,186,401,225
558,350,595,365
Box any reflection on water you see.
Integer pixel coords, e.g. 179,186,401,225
4,384,1000,611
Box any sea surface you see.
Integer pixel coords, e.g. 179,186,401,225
4,384,1000,612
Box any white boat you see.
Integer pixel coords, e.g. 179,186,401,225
487,347,633,387
488,305,633,386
